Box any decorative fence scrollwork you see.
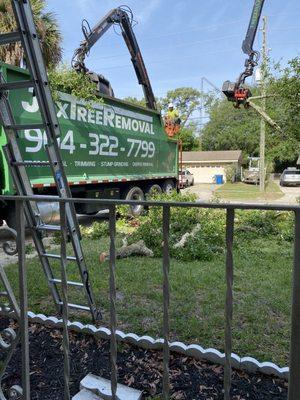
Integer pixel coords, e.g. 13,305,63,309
0,318,22,399
0,226,18,256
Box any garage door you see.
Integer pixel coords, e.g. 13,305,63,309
187,166,226,184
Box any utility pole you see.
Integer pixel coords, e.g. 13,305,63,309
259,16,267,192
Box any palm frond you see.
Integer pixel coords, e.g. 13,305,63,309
0,0,62,67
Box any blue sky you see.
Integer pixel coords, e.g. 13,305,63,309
49,0,300,100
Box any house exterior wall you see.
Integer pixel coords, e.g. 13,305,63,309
182,162,239,184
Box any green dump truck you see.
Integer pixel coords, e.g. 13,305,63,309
0,62,179,225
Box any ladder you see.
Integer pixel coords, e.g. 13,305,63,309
0,0,100,322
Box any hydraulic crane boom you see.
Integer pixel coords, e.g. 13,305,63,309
72,7,157,110
222,0,266,107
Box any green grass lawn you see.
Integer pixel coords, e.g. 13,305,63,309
215,181,284,201
1,234,293,367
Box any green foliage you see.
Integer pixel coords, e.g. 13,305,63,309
202,57,300,171
174,208,226,261
48,65,102,105
201,88,261,158
116,218,137,235
0,0,62,68
116,204,132,220
266,57,300,170
80,219,136,239
51,231,60,245
122,96,147,108
178,124,200,151
123,89,202,150
80,221,109,239
225,165,239,183
235,210,294,241
77,194,293,262
25,243,35,255
128,191,226,261
126,192,294,261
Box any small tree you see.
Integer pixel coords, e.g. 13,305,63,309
160,87,202,127
123,96,147,108
178,124,200,151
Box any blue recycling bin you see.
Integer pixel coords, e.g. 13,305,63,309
215,174,224,185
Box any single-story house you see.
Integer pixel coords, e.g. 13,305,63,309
182,150,243,183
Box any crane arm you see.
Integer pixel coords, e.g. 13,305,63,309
242,0,265,56
72,7,157,110
222,0,266,107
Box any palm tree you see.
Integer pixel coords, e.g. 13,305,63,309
0,0,62,68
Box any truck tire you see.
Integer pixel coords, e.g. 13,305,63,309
124,186,145,217
5,202,17,230
145,184,162,199
162,179,175,194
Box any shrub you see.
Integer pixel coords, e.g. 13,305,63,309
172,208,226,261
225,165,238,183
235,210,294,241
129,191,226,261
78,192,294,261
275,212,294,242
127,191,294,260
80,221,109,239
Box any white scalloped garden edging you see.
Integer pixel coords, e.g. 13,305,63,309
27,311,289,380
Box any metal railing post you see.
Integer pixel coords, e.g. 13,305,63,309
224,208,235,399
16,199,30,399
162,205,171,399
60,201,71,400
109,205,118,399
288,210,300,400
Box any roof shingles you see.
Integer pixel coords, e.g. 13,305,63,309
182,150,242,163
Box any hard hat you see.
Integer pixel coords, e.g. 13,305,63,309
168,103,174,108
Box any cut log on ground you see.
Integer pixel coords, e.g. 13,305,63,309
99,240,153,262
173,224,201,249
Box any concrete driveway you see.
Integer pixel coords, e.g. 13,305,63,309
182,181,300,205
276,183,300,204
182,183,216,201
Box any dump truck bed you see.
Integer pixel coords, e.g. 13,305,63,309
0,62,178,195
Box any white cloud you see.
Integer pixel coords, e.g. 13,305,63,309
74,0,94,14
136,0,162,23
73,0,111,19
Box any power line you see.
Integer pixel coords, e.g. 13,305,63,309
90,25,300,62
81,39,300,72
88,33,241,61
91,47,240,71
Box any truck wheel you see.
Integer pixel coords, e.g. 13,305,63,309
162,179,175,194
145,184,162,199
5,202,17,230
124,186,145,217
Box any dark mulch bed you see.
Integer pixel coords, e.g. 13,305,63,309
0,316,288,399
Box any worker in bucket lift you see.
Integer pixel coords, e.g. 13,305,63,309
166,103,181,125
164,103,181,137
